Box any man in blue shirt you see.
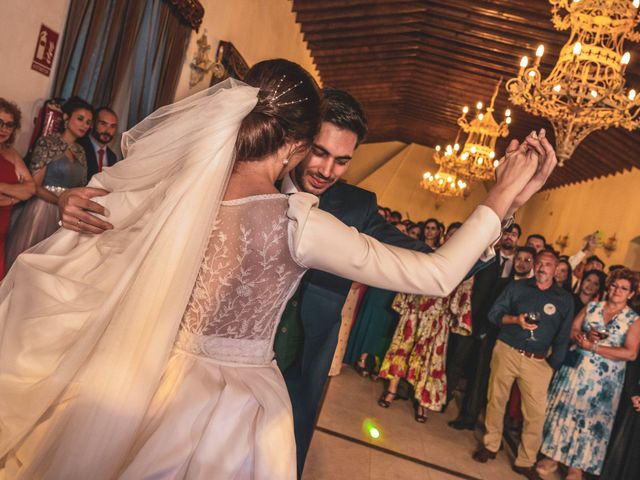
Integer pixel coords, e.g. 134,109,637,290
473,250,574,480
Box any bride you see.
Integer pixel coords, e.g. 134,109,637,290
0,59,555,479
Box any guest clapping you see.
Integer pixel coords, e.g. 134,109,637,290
0,98,35,278
6,97,92,267
537,268,640,479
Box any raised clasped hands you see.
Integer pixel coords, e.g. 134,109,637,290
484,128,558,220
58,187,113,234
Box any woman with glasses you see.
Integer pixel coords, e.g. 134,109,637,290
537,268,640,480
0,98,35,279
5,97,91,269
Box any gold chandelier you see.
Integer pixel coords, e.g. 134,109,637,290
431,79,511,184
506,0,640,165
456,79,511,181
421,165,468,198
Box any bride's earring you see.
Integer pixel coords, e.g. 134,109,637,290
283,158,289,166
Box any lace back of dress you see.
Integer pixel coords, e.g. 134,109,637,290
176,195,305,365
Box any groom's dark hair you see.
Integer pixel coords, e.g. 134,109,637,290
321,88,368,146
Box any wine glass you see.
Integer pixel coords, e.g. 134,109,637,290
591,325,609,345
525,311,541,342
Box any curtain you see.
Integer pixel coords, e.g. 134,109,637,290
53,0,196,126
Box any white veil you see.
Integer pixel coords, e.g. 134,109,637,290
0,79,259,478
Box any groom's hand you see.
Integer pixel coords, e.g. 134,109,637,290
503,129,558,218
58,187,114,234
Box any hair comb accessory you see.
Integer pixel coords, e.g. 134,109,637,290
267,74,308,108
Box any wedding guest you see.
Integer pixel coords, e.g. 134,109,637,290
525,233,546,253
77,106,119,178
537,268,640,480
572,255,605,293
447,223,521,427
391,220,407,234
407,222,422,240
388,210,401,222
376,222,468,417
0,98,35,278
554,257,573,292
423,217,442,248
5,96,91,268
377,276,472,422
572,269,606,315
600,356,640,480
473,250,574,480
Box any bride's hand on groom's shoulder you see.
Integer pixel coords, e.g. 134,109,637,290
58,187,114,234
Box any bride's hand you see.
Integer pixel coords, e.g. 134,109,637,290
481,132,541,220
505,129,557,217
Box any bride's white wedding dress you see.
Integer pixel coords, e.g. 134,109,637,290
0,80,500,479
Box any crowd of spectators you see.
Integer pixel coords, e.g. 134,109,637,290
0,97,119,280
340,207,640,480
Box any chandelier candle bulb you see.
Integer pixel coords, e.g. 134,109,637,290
630,89,637,101
462,106,469,114
621,52,631,65
535,45,545,66
573,42,582,56
519,55,529,75
435,145,441,151
505,108,511,116
476,101,483,110
635,0,639,9
454,143,460,151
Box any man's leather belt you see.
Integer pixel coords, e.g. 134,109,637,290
506,342,547,360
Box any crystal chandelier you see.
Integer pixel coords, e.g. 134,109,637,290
506,0,640,166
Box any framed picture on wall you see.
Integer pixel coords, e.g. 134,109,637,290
209,41,250,85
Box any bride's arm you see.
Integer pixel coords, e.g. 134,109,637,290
288,193,500,297
289,130,558,297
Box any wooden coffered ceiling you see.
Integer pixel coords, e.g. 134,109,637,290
292,0,640,189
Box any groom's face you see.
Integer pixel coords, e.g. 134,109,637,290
293,122,358,196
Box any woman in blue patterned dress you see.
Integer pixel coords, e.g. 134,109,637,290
536,268,640,480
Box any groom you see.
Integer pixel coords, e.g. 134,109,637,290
58,89,557,477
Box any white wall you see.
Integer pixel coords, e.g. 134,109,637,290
1,0,70,155
174,0,319,101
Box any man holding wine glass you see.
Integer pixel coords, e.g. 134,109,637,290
472,250,574,480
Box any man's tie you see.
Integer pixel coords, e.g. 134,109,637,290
97,148,105,172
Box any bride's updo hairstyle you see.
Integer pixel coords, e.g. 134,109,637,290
235,59,321,162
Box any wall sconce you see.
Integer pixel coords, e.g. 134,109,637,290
189,30,219,87
603,233,617,256
554,234,569,252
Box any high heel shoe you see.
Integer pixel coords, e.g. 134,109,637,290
378,390,397,408
414,405,428,423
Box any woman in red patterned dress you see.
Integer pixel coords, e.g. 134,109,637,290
0,99,35,279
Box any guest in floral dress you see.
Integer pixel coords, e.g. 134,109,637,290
377,224,473,422
377,279,472,421
537,268,640,480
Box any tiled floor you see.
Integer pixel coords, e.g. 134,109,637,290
303,368,563,480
